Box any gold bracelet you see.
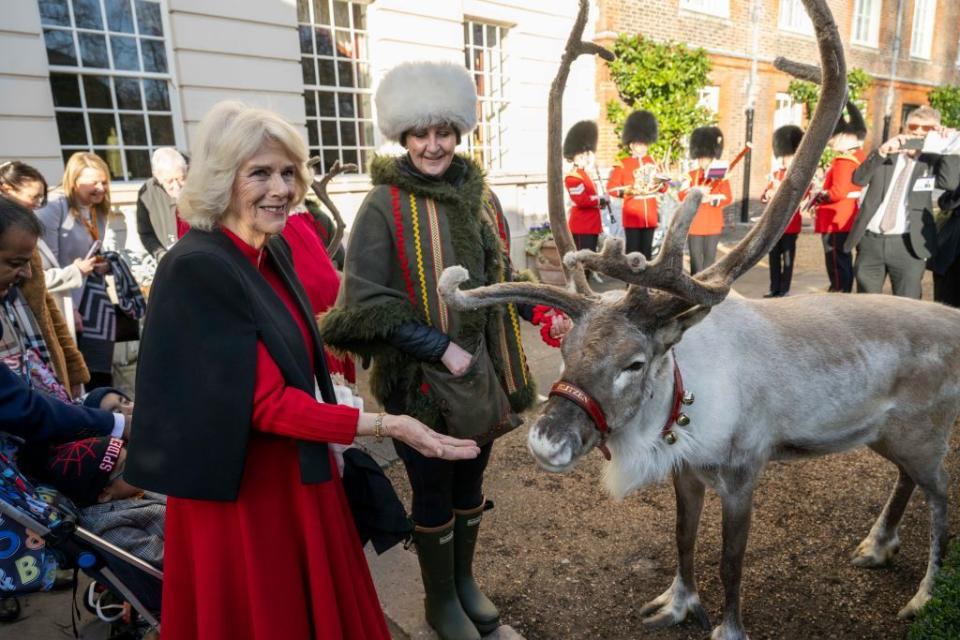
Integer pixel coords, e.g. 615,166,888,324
373,412,386,442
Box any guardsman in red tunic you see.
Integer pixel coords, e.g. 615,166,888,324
562,120,604,254
679,126,732,275
815,102,867,292
607,110,667,258
761,125,806,297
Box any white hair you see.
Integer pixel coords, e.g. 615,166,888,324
178,101,311,231
150,147,187,176
374,61,478,142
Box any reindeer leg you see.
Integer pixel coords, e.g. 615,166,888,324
852,462,915,568
639,465,711,630
897,462,949,619
710,472,757,640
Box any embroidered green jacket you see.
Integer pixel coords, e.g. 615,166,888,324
321,155,536,432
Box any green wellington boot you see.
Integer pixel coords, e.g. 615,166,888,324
453,503,500,634
413,519,481,640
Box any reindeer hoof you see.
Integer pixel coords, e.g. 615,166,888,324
897,591,931,619
638,580,710,630
710,623,750,640
852,535,900,568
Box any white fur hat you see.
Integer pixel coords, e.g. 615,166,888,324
375,61,478,142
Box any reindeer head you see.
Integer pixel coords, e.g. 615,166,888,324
439,0,846,479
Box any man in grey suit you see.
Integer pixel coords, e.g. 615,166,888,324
845,107,960,298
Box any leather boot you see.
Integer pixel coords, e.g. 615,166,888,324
413,519,481,640
453,503,500,634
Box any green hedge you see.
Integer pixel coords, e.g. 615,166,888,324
909,540,960,639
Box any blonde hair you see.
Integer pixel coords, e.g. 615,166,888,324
63,152,111,237
179,101,311,231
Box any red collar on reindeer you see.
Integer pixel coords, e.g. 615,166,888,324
548,349,693,460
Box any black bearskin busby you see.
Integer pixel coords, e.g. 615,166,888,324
621,110,659,146
689,126,724,159
832,101,867,141
563,120,599,161
773,125,804,158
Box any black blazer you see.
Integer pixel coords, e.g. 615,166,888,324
845,151,958,259
930,161,960,274
126,228,338,501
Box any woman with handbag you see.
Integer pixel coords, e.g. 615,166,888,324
125,101,480,640
36,153,114,389
322,61,570,640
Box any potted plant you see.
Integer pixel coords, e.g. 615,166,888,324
525,222,565,285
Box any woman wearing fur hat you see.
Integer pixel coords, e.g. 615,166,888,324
563,120,605,258
606,110,667,258
761,125,806,297
814,102,867,292
680,126,733,274
322,61,567,640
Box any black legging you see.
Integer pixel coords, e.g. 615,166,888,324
624,228,654,259
573,234,599,252
822,232,853,292
768,233,798,295
393,439,493,528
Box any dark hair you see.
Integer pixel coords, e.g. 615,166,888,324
0,161,49,207
0,195,43,240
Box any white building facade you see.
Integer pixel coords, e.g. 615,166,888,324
1,0,600,259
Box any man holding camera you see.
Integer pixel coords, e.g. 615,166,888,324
845,107,960,298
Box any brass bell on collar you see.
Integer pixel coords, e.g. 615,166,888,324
664,430,678,445
681,391,695,406
676,413,690,427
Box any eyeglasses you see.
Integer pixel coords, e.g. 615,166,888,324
907,123,937,133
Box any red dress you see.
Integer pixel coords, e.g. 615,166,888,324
564,168,602,235
160,227,390,640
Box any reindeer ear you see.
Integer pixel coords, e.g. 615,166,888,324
652,306,711,353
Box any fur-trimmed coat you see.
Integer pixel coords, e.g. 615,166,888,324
321,155,536,433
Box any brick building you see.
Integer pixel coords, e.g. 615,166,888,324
594,0,960,211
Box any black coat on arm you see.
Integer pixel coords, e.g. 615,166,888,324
125,228,339,501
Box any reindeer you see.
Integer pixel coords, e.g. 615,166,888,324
438,1,960,638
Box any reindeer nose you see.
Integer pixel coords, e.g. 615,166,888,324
527,424,578,471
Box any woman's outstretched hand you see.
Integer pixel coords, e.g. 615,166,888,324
357,413,481,460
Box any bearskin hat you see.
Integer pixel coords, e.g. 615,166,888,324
563,120,598,160
773,125,804,158
375,61,478,142
832,100,867,141
621,110,659,146
689,126,724,159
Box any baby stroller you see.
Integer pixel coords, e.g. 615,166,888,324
0,436,161,637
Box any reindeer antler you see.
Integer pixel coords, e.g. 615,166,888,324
547,0,615,297
307,158,357,257
439,266,593,320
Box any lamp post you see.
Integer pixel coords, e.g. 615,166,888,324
740,0,762,224
882,0,906,140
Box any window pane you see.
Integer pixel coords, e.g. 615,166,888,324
299,25,314,54
333,1,349,27
313,0,331,24
356,62,370,88
78,32,109,68
315,27,333,56
83,75,113,108
337,92,354,117
342,148,357,166
306,120,319,147
125,149,151,179
320,120,338,146
358,148,369,171
318,59,335,86
141,39,167,72
359,121,374,145
114,77,142,109
135,0,163,36
318,91,336,116
322,148,339,172
111,35,140,70
119,113,146,144
73,0,104,29
340,121,356,146
301,57,316,85
44,29,77,66
304,91,317,117
353,32,367,60
473,24,483,47
50,73,82,107
297,0,309,23
95,149,124,180
335,29,352,58
106,0,135,33
143,79,169,110
89,112,119,145
56,111,87,145
40,0,71,27
336,60,354,87
352,3,366,30
149,115,175,145
357,93,371,119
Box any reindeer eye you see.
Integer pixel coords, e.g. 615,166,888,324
625,361,645,372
